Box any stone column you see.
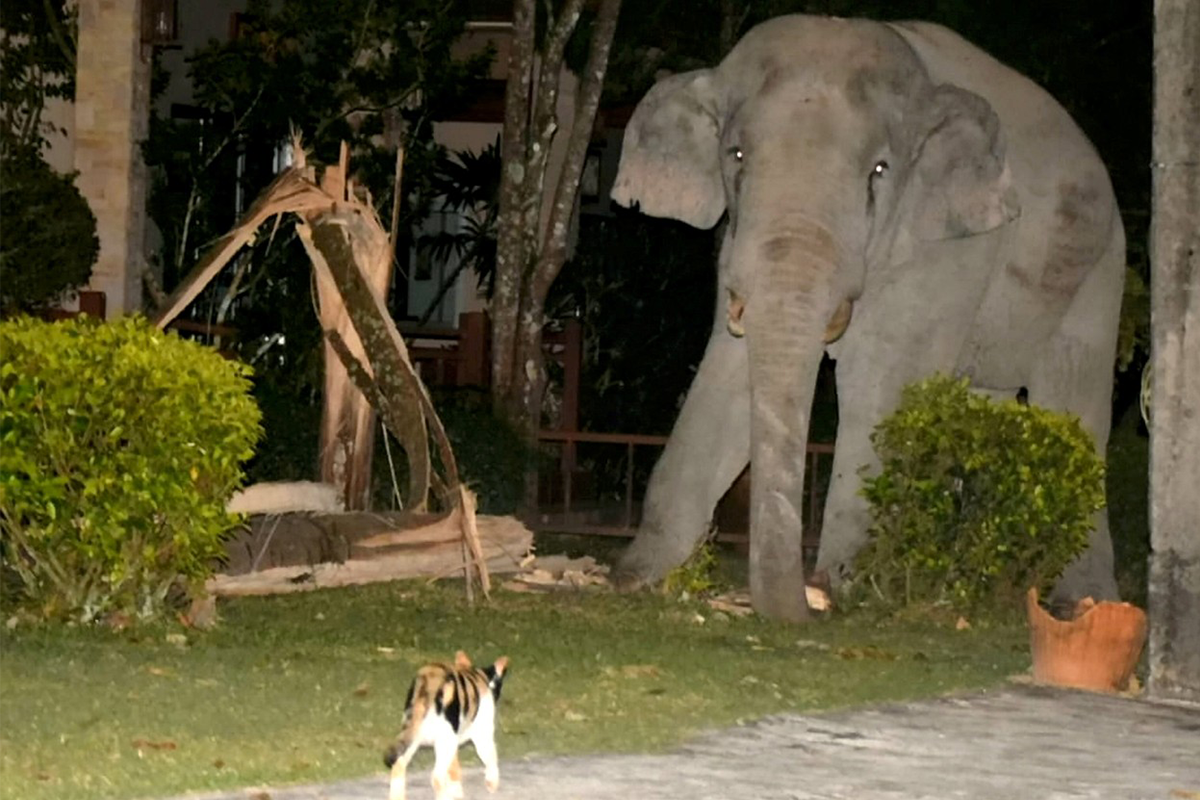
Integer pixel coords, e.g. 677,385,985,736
1148,0,1200,704
73,0,150,316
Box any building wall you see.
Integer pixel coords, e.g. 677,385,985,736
40,96,75,174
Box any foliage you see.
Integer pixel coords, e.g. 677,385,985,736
0,151,98,316
1105,410,1149,607
143,0,491,312
854,375,1105,611
432,389,530,515
141,0,492,486
1116,266,1150,374
415,135,502,321
0,0,75,159
545,212,715,499
0,580,1027,800
552,212,716,436
0,316,262,623
662,539,722,599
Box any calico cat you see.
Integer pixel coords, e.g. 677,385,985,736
383,651,509,800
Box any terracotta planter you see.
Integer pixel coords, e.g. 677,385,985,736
1026,587,1147,693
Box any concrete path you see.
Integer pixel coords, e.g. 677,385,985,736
168,686,1199,800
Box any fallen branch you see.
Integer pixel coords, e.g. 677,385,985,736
210,510,533,597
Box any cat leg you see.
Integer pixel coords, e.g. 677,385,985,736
446,753,464,800
430,732,460,800
387,737,420,800
474,730,500,793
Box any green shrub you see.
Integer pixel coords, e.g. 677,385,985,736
662,540,721,600
854,374,1105,611
425,388,529,515
0,316,262,623
0,152,99,316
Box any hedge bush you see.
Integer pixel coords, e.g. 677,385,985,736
433,388,529,515
0,316,262,623
854,374,1105,611
0,152,99,316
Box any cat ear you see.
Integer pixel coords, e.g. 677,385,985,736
454,650,473,669
493,656,509,675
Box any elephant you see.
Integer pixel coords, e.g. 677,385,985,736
609,14,1125,621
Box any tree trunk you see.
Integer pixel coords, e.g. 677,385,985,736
492,0,538,419
492,0,623,505
1147,0,1200,704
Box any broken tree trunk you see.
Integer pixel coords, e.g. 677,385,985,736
153,135,498,601
152,139,430,513
210,505,533,597
151,136,433,514
310,143,398,510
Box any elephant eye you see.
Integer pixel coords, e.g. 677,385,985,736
728,146,744,162
867,160,889,211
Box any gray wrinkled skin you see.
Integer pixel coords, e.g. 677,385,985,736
609,15,1125,618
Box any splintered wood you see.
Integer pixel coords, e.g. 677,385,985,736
704,586,832,617
500,555,612,593
153,134,439,516
155,134,500,604
208,503,533,597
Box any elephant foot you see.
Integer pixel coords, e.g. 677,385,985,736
611,547,666,592
610,569,653,593
613,524,700,590
1050,540,1120,612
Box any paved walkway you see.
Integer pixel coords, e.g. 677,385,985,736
168,686,1198,800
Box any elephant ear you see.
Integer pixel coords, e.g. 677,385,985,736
611,70,725,229
906,85,1020,241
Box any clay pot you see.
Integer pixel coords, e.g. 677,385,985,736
1026,587,1147,693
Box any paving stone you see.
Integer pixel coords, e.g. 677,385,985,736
162,686,1200,800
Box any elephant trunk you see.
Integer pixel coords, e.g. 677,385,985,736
740,216,844,622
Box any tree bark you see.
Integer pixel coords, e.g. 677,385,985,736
300,214,459,507
491,0,623,505
512,0,623,502
1147,0,1200,704
492,0,537,414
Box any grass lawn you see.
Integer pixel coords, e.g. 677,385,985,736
0,578,1028,800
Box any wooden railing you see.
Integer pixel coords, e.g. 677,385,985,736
43,290,107,321
528,431,836,555
398,311,491,387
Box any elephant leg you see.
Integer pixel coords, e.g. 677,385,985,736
1028,251,1124,606
816,256,998,579
813,378,877,581
614,327,750,588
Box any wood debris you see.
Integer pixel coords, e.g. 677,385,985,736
153,136,437,515
154,135,499,603
208,505,533,597
226,481,344,515
706,585,832,617
500,555,611,593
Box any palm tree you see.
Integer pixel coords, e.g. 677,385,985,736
415,136,500,325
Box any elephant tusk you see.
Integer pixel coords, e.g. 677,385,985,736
727,291,746,338
823,298,853,343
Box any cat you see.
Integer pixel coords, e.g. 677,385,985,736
384,650,509,800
